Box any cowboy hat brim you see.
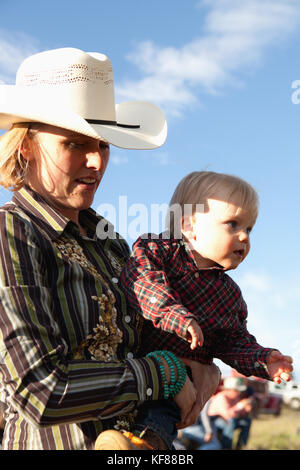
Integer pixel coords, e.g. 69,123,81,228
0,85,167,150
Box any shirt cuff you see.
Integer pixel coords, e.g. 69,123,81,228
126,356,164,402
252,348,275,380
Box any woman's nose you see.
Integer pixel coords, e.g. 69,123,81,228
85,151,103,171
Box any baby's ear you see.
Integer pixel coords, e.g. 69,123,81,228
181,215,196,240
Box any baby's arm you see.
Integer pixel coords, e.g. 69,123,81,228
216,325,293,381
214,282,294,380
120,236,200,346
266,350,293,383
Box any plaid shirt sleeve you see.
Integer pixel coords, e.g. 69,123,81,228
120,236,198,339
215,300,274,379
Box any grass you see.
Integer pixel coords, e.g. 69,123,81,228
243,406,300,450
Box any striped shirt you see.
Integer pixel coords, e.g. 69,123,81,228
0,187,163,450
120,234,273,379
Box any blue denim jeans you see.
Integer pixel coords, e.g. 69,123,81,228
180,423,222,450
133,400,181,449
212,416,252,449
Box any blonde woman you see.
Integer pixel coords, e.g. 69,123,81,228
0,48,220,450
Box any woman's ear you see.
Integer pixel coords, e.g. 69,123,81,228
20,136,34,161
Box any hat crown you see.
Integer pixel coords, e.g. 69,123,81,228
16,48,116,121
0,47,167,149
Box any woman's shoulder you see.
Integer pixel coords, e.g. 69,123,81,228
0,199,56,247
0,200,34,227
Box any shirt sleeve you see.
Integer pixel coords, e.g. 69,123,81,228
120,236,198,340
214,299,273,379
0,211,163,428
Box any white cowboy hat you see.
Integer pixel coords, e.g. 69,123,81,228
223,377,247,392
0,47,167,150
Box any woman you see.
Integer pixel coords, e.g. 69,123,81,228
0,47,220,450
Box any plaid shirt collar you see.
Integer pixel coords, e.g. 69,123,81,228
178,233,225,273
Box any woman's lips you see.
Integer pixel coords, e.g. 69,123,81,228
75,177,99,191
76,177,97,184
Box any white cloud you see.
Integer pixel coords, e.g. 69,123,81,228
0,30,39,84
116,0,300,115
238,271,272,292
152,152,174,166
110,154,129,166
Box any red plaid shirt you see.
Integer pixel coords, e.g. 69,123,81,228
120,233,274,380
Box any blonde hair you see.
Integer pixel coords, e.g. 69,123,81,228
167,171,259,237
0,123,39,191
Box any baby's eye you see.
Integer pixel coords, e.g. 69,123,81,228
246,227,253,235
227,220,237,229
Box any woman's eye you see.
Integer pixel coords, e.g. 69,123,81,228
65,141,83,149
99,141,110,150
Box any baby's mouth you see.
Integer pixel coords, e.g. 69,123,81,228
233,249,244,258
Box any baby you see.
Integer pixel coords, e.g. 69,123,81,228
121,171,293,382
120,171,293,447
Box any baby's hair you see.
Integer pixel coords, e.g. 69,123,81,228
166,171,259,237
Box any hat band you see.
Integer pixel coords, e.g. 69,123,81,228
86,119,140,129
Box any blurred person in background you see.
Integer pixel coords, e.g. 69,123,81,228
208,377,255,449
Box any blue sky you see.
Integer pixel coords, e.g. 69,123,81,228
1,0,299,380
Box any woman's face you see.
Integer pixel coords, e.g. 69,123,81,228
23,125,110,224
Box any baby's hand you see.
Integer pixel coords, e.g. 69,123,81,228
266,350,293,384
187,320,204,350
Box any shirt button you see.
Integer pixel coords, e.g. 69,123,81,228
127,352,134,359
194,272,199,278
146,388,153,397
150,296,157,303
111,277,118,284
124,315,131,323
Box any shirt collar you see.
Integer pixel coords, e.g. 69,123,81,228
179,234,224,272
12,186,101,241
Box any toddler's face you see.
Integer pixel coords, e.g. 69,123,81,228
183,198,256,270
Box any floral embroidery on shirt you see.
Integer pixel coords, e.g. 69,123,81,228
106,248,123,275
54,236,123,362
114,411,136,432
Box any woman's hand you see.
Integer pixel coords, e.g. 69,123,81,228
179,359,221,427
173,375,197,429
160,356,197,429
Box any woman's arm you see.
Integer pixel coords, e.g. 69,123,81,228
0,210,164,427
